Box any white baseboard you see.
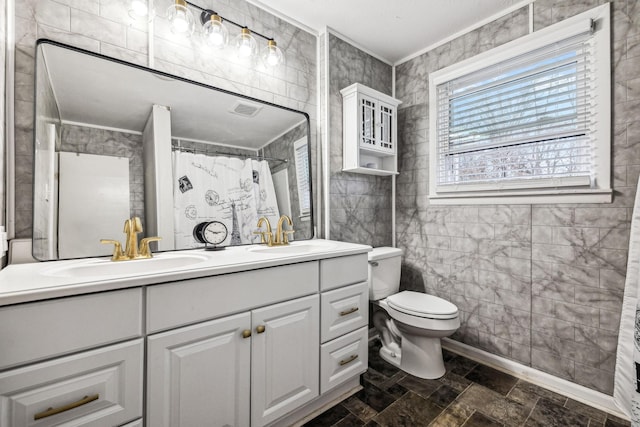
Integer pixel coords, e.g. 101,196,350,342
442,338,629,421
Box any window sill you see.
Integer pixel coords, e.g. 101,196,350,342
428,188,612,205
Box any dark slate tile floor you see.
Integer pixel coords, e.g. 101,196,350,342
303,339,631,427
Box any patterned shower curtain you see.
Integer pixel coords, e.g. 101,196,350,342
172,151,279,249
614,179,640,424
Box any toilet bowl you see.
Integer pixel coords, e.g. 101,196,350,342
368,247,460,379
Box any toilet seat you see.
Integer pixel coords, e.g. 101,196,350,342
387,291,458,320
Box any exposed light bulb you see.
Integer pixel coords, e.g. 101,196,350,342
238,41,253,57
233,27,257,58
167,0,194,36
129,0,148,17
202,13,228,48
261,39,284,67
173,13,189,32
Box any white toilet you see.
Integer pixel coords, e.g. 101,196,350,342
368,247,460,379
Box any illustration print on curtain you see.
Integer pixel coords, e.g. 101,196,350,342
172,151,280,249
614,174,640,422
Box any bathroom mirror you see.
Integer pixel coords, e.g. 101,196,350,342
33,39,313,261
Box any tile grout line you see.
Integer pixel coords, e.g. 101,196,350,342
520,395,540,426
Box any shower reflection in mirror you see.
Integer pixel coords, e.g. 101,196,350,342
32,40,313,261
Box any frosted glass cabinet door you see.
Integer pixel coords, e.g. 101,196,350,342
146,312,251,427
251,295,319,427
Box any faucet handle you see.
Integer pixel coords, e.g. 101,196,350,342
139,237,161,258
100,239,126,261
282,229,295,244
253,231,273,245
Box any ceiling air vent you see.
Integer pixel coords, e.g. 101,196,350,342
229,100,263,118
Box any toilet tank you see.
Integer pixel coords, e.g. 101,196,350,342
368,247,403,300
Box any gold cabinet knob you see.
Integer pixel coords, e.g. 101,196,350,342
242,329,252,339
256,325,266,334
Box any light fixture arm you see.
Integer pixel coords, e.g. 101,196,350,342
187,2,276,43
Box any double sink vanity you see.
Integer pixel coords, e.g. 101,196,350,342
2,38,369,426
0,240,372,427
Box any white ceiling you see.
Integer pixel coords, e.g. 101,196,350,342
43,44,305,149
249,0,528,64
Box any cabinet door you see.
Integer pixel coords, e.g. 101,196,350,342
147,312,251,427
377,100,396,153
251,295,319,427
358,95,377,150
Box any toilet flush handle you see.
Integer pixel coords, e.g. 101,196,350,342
369,261,379,267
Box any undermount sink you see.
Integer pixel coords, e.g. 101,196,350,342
247,240,338,254
45,253,210,278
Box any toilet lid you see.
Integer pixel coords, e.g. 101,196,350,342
387,291,458,319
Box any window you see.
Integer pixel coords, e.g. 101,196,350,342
428,4,611,204
294,137,311,217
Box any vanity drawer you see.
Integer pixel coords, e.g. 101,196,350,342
321,282,369,343
320,327,368,394
320,254,368,291
0,339,143,427
0,288,143,370
147,261,319,333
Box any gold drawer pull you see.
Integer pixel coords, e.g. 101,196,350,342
256,325,266,334
339,354,358,366
34,393,99,420
242,329,252,339
339,307,359,316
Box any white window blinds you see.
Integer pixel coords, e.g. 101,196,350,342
434,23,596,193
294,138,311,216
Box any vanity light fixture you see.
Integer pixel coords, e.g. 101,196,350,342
167,0,195,36
234,27,257,58
200,10,228,48
261,39,284,67
168,1,285,65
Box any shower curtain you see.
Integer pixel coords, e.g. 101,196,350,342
172,151,280,249
614,180,640,422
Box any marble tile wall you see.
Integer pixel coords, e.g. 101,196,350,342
394,1,639,395
13,0,317,239
263,122,312,239
328,33,393,247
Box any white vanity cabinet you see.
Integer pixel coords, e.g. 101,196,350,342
319,255,369,394
146,295,319,427
146,261,321,427
0,241,372,427
0,289,144,427
340,83,401,176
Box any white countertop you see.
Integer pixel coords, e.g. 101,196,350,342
0,239,371,306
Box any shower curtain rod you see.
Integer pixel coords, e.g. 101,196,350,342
171,145,288,165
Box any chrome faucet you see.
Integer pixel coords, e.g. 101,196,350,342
101,216,162,261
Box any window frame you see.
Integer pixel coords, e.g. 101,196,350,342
428,3,611,205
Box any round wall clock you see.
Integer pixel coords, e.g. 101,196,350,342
193,221,228,250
